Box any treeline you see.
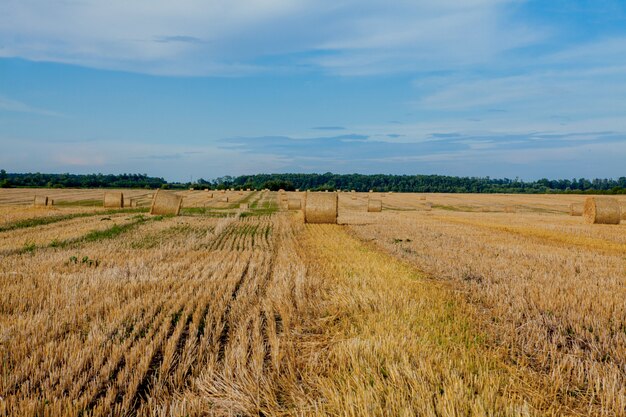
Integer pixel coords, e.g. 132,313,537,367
0,171,166,189
2,170,626,194
216,173,626,194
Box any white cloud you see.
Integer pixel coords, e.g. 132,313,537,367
0,0,538,76
0,96,64,117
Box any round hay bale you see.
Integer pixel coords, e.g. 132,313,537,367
367,199,382,212
189,187,194,191
47,199,55,206
288,199,301,210
33,195,49,207
246,188,251,191
221,196,229,203
304,192,338,224
104,191,124,208
150,190,183,216
369,190,373,193
239,203,249,209
423,202,433,211
621,203,626,220
583,196,621,224
569,203,583,216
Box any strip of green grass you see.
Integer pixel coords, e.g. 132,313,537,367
0,208,148,233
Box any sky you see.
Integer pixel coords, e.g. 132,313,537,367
1,0,625,182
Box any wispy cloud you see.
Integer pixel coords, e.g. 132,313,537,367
0,0,542,76
0,96,64,117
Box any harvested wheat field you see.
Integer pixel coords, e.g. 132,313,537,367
0,189,625,416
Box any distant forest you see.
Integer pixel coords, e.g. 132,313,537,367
1,170,625,194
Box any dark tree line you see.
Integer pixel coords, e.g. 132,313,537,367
2,170,625,194
0,171,166,189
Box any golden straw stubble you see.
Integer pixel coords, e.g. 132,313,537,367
150,189,183,215
305,191,338,223
583,196,621,224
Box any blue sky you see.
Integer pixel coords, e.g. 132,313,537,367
1,0,625,181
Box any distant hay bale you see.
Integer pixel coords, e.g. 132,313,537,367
367,199,382,212
33,196,48,207
206,193,213,198
295,189,300,192
504,205,516,213
419,196,427,200
239,203,249,209
304,192,338,224
221,196,229,203
129,200,137,208
47,199,55,206
288,199,301,210
104,192,124,208
583,197,621,224
278,189,285,193
150,190,182,216
189,187,194,191
220,190,226,194
246,188,251,191
621,203,626,220
569,203,583,216
369,190,373,193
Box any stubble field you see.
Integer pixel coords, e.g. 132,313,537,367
0,189,624,416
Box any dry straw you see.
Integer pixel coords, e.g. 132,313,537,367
304,191,338,223
150,190,183,216
583,196,621,224
569,203,583,216
104,191,124,208
367,199,382,212
33,195,48,207
504,205,516,213
288,199,302,210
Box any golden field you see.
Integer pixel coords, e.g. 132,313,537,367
0,189,624,416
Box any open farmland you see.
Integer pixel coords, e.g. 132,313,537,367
0,189,625,416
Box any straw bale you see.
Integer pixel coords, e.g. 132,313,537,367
33,196,48,207
221,197,230,203
104,191,124,208
288,199,301,210
367,199,382,212
47,199,55,206
239,203,249,209
150,190,182,216
305,192,338,224
569,203,583,216
621,203,626,220
583,196,621,224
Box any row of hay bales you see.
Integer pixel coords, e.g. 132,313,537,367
570,196,625,224
284,192,384,223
